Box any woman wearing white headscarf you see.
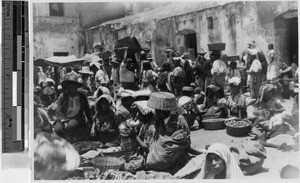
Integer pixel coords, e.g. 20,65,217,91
197,143,244,179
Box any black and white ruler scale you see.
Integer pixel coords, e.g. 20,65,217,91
2,1,29,153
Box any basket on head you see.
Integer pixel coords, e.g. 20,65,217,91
92,156,125,174
147,92,178,111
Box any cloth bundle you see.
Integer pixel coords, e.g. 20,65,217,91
146,130,190,171
230,141,267,175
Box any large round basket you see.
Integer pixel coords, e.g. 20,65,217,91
92,156,125,174
100,149,125,158
202,118,225,130
225,119,251,137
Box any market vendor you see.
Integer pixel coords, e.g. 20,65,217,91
279,63,294,99
41,78,56,107
254,81,285,118
156,62,172,92
141,61,158,92
54,78,92,143
116,91,135,125
78,66,93,96
171,57,186,96
146,92,191,174
196,143,244,179
219,77,247,119
90,95,119,145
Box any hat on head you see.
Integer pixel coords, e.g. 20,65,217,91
198,48,207,55
182,86,194,92
147,92,178,111
228,77,241,86
78,66,93,75
181,52,190,59
165,48,174,53
62,72,82,89
61,79,83,90
89,61,101,70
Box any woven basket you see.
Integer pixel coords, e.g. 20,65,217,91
208,43,226,51
225,120,251,137
100,149,125,158
92,156,125,174
202,118,225,130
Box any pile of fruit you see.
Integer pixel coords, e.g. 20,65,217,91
225,119,250,128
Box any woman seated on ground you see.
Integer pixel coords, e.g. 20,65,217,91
146,92,192,174
218,77,247,119
253,82,285,118
120,100,155,172
90,95,119,145
196,143,244,179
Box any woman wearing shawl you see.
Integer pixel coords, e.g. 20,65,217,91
157,62,172,92
90,94,119,144
247,49,262,99
197,143,244,179
211,52,229,89
141,61,158,92
219,77,247,119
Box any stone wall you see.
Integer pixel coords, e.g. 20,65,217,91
86,1,297,66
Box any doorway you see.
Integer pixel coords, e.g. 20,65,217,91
288,17,298,65
184,33,197,60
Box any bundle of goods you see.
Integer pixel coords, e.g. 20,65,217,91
92,156,125,175
114,36,142,60
98,169,135,180
225,119,251,137
72,141,102,155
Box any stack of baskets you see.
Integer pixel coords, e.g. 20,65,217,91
202,114,226,130
92,156,125,174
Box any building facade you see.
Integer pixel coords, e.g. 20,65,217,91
86,1,298,66
33,2,126,58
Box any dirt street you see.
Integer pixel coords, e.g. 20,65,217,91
190,98,299,179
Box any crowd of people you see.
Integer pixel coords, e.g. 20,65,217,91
34,41,299,180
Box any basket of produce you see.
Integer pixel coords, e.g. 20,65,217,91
92,156,125,174
202,118,226,130
98,146,125,158
72,141,102,155
225,119,251,137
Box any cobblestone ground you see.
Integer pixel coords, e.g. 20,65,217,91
190,98,299,179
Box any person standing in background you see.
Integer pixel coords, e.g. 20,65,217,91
211,51,228,89
266,43,279,81
247,49,262,99
194,48,207,91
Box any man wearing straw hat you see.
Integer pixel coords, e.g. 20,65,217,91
54,77,92,143
146,92,199,172
78,66,93,96
194,48,207,91
92,55,110,88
